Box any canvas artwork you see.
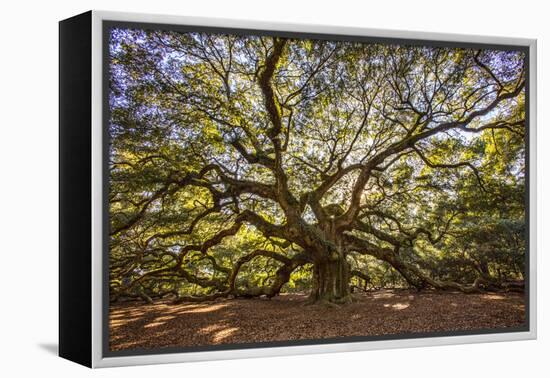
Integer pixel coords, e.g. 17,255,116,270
105,24,528,354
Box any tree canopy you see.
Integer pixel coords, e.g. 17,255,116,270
108,28,526,305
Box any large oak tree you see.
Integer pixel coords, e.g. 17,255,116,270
108,28,526,304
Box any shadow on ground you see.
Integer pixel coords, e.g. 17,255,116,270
109,290,526,352
38,343,58,356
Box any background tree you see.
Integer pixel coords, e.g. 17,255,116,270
108,28,526,305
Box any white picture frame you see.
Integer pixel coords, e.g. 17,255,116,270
59,10,537,368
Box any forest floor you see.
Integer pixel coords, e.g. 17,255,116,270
109,290,525,352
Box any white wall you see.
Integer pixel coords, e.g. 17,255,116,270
0,0,547,376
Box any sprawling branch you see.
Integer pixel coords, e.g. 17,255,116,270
336,80,525,229
411,145,487,192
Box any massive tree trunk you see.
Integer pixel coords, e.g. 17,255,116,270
309,255,352,304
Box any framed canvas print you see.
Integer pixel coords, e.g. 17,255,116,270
59,10,537,368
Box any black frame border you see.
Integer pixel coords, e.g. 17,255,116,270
59,11,93,367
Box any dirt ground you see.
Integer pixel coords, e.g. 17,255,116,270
109,290,525,352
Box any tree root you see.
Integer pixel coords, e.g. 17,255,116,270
302,298,342,309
